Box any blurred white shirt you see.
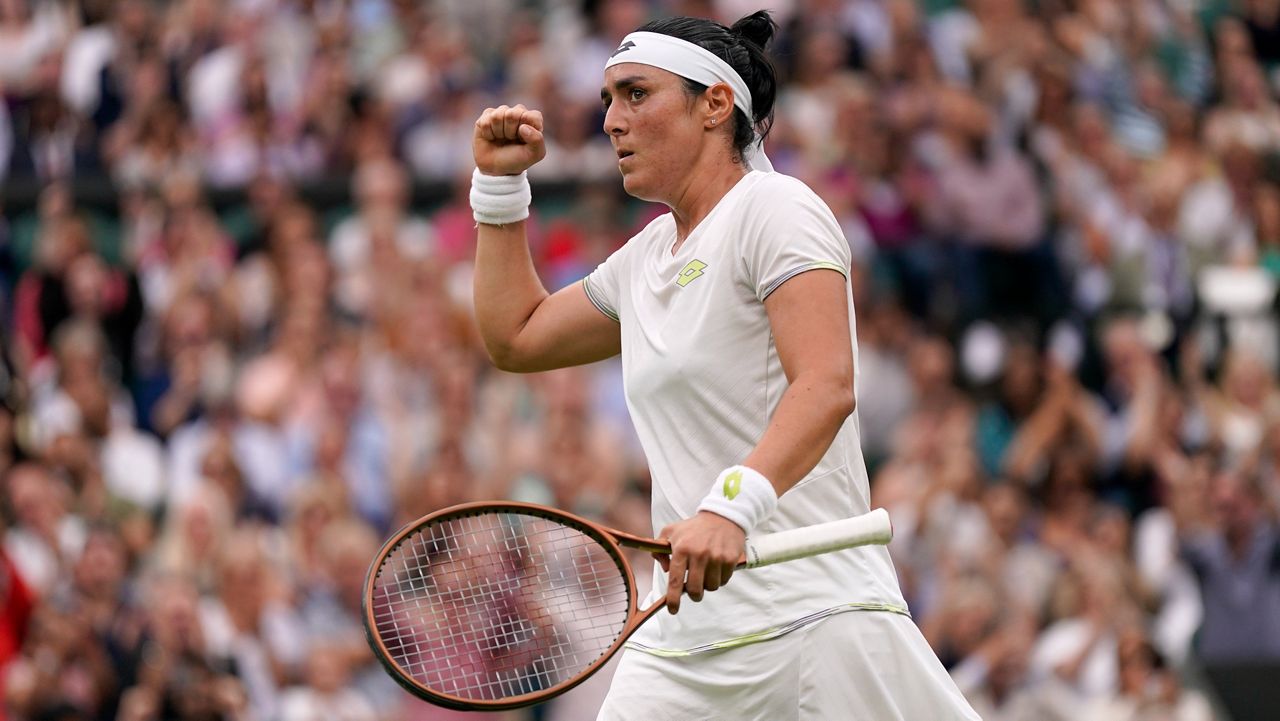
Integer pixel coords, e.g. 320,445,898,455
278,686,376,721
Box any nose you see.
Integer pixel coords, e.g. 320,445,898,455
603,102,625,137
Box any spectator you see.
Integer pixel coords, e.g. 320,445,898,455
329,159,435,320
1029,554,1140,703
11,208,92,372
952,613,1076,721
133,289,232,438
1084,628,1214,721
920,87,1049,323
3,599,116,720
198,528,301,721
149,482,232,595
277,642,376,721
114,572,250,721
2,463,85,596
1180,463,1280,663
1187,346,1280,463
285,333,392,530
975,334,1102,486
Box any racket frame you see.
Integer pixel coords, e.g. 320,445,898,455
362,501,668,711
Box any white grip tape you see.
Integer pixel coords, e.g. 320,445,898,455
743,508,893,569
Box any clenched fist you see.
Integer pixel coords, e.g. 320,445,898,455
473,104,546,176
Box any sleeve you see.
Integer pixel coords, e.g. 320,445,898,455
742,179,852,301
581,241,629,323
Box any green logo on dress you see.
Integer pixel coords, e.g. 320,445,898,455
677,259,707,287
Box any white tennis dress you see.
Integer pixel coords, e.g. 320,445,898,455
582,171,978,720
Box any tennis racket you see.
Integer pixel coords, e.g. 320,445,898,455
362,501,892,710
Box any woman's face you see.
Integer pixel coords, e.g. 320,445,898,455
602,64,709,203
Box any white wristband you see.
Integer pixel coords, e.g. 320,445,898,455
470,168,531,225
696,465,778,535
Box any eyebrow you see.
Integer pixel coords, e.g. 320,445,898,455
600,75,649,101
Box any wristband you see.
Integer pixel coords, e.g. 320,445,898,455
470,168,531,225
696,465,778,535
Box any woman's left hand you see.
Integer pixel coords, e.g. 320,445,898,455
654,512,746,614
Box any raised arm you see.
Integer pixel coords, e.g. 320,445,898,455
471,104,621,372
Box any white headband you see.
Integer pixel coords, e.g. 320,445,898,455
604,31,773,172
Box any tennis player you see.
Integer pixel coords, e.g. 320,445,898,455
469,11,979,720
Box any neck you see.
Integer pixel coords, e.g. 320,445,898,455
1227,521,1257,558
668,155,749,244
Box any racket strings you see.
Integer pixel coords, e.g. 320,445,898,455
370,512,631,701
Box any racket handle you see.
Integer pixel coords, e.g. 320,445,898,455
741,508,892,569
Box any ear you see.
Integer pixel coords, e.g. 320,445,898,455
703,83,736,129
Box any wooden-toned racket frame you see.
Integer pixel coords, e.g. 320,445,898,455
362,501,672,711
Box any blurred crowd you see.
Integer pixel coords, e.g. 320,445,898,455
2,0,1280,720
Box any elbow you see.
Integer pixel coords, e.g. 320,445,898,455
487,353,519,373
485,346,528,373
790,369,856,424
823,376,856,422
482,338,524,373
483,339,542,374
800,372,855,423
476,320,526,371
836,385,856,420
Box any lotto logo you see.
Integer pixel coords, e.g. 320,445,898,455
677,260,707,287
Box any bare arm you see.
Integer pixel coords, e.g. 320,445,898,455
474,222,620,371
471,104,621,372
742,268,856,491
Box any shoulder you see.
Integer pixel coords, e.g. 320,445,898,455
740,171,825,205
735,172,837,226
732,172,846,248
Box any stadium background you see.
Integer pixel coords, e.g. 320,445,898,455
1,0,1279,719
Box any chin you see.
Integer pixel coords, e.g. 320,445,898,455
620,171,658,202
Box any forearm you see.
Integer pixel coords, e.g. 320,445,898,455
1122,385,1159,469
473,220,549,367
151,390,197,436
1002,399,1067,481
1067,395,1104,462
1054,629,1101,683
742,375,855,495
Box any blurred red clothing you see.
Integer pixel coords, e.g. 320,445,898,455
0,548,35,721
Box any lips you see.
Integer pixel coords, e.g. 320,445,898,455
616,149,634,160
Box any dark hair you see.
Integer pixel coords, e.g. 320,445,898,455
638,11,778,163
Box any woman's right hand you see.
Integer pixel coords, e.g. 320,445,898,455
473,104,546,176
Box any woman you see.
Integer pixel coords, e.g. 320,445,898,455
469,11,978,720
